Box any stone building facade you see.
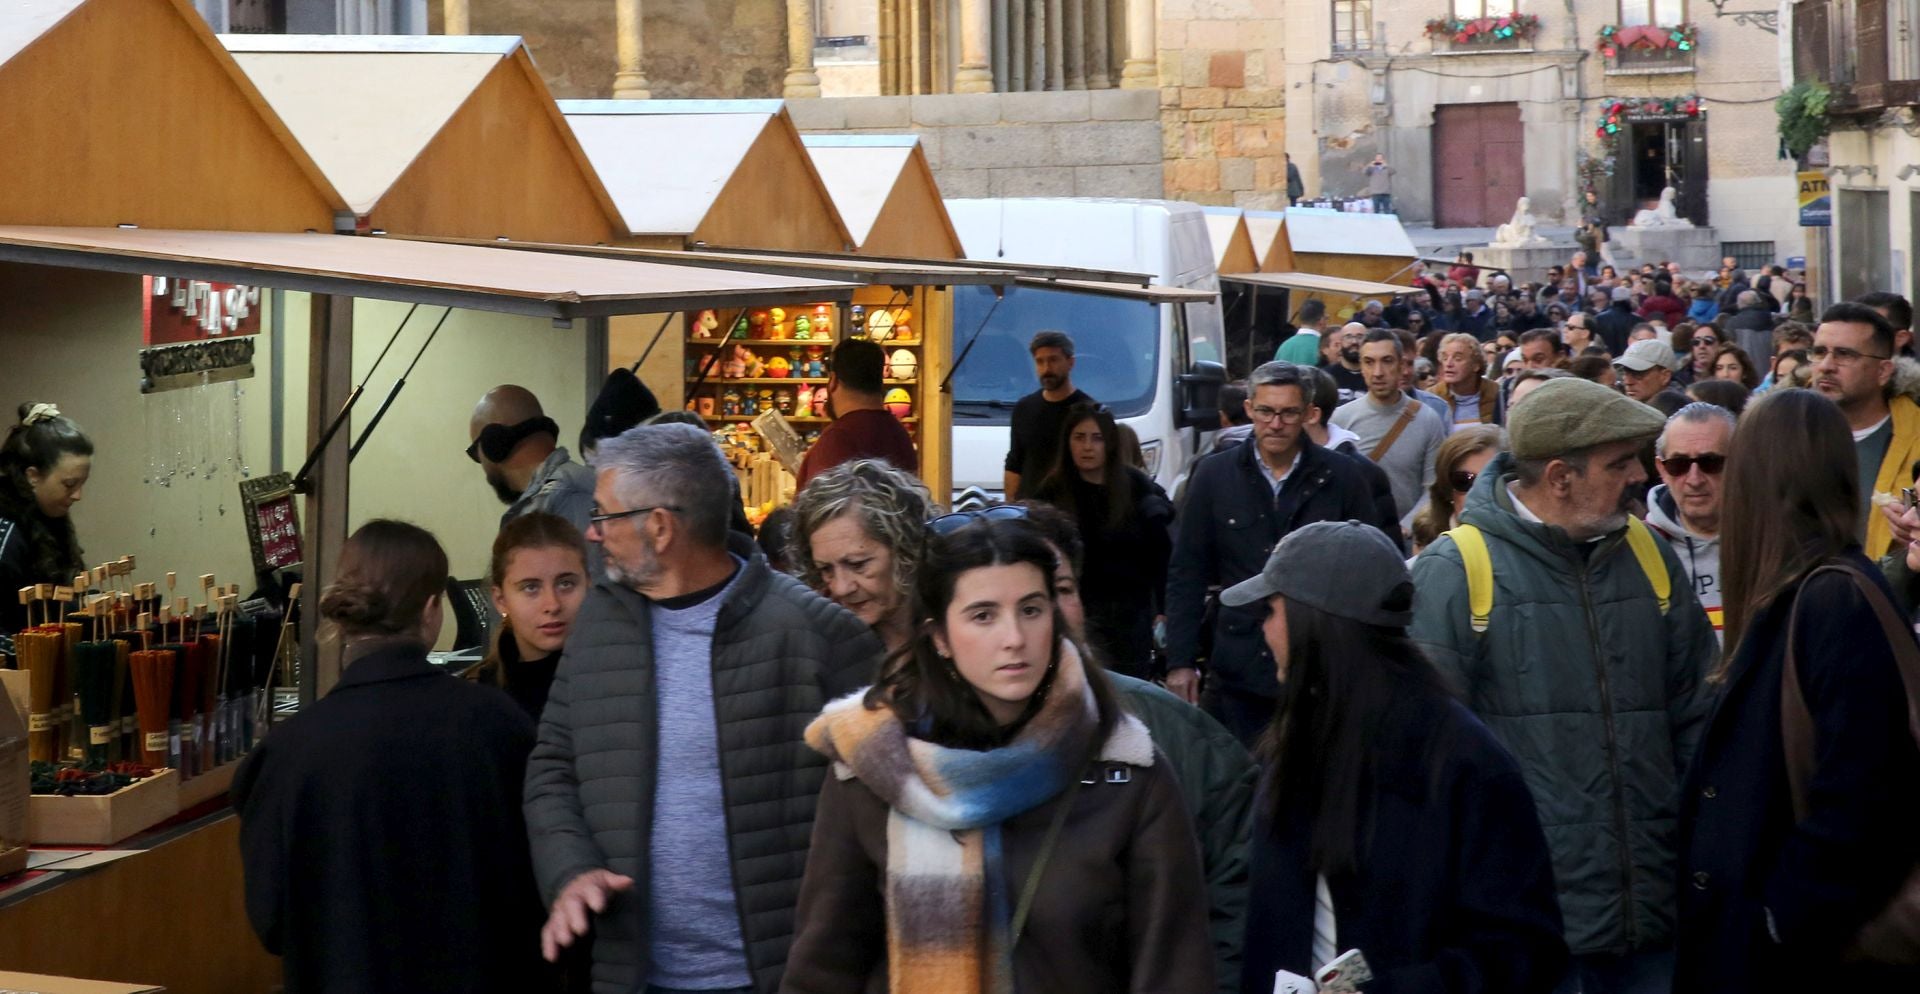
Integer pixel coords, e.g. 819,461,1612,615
1281,0,1799,253
1157,0,1291,206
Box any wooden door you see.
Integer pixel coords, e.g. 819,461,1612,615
1431,103,1526,228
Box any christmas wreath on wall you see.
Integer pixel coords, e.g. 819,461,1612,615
1594,95,1703,139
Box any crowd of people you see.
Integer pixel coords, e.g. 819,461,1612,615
221,258,1920,994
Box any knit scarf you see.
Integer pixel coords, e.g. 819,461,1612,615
804,642,1111,994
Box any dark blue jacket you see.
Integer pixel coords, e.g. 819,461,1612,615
1165,438,1392,696
1241,686,1568,994
1675,554,1920,991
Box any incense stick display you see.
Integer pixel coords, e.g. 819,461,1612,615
75,640,117,766
17,629,63,763
130,646,175,769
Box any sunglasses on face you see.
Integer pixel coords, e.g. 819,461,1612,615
1449,469,1478,492
1659,454,1726,476
928,503,1030,535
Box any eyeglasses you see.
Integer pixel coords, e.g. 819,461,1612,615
1448,469,1479,492
928,503,1029,535
1692,337,1717,347
1809,345,1891,364
1658,454,1726,477
1248,405,1307,424
588,504,681,526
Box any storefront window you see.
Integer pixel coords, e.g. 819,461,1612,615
1618,0,1686,26
1453,0,1518,18
1333,0,1373,51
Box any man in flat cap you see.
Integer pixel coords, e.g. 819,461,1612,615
1410,376,1716,994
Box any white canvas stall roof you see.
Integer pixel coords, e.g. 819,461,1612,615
1019,277,1218,303
1243,210,1284,268
1222,271,1415,296
403,235,1019,286
560,104,771,237
0,0,86,68
0,227,857,319
223,36,508,214
1200,207,1253,273
1279,208,1420,259
799,136,918,247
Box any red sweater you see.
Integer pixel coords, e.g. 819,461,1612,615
795,408,919,492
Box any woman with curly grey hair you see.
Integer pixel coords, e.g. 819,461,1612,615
789,459,934,654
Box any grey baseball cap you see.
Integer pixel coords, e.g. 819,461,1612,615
1614,339,1679,372
1219,520,1413,627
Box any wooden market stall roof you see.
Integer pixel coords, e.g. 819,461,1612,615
560,100,854,254
0,227,857,319
1222,271,1417,297
0,0,345,231
221,35,624,245
1243,210,1285,271
1262,208,1420,286
800,135,963,260
1200,207,1259,275
407,236,1018,287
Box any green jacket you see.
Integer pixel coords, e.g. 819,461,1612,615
1110,673,1254,994
1408,453,1716,957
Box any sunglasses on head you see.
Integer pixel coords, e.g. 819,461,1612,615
928,503,1029,536
1659,454,1726,476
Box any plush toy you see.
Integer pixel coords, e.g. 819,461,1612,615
722,345,747,379
867,309,894,342
692,310,719,339
805,346,827,378
811,305,833,338
696,395,716,417
889,349,918,380
884,388,913,419
776,389,795,416
795,388,814,418
793,315,812,340
721,388,743,417
731,314,750,339
765,356,792,379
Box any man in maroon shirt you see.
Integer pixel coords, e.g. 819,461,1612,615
794,338,919,492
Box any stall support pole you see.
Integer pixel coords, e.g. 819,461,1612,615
783,0,823,97
954,0,994,92
1118,0,1156,88
613,0,653,98
302,293,354,704
443,0,470,34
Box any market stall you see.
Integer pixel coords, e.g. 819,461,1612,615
800,135,965,259
1243,209,1285,272
1202,207,1269,373
1200,207,1260,276
1221,270,1420,369
1259,207,1421,320
221,33,624,245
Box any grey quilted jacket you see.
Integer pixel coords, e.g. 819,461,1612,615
524,542,883,994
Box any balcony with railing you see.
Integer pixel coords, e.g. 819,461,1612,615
1597,23,1697,73
1424,14,1542,53
1794,0,1920,114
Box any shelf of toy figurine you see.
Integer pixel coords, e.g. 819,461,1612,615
686,337,922,347
702,415,919,424
693,378,920,386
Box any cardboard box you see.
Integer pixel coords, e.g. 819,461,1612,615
173,759,238,811
0,670,30,877
0,971,162,993
28,768,178,846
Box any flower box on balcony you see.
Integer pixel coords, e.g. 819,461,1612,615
1598,23,1697,72
1425,14,1541,52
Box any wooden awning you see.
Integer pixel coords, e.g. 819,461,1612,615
1221,271,1415,297
1017,277,1219,303
401,236,1019,288
0,227,856,318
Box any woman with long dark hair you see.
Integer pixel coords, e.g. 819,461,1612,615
1234,521,1566,994
1031,404,1173,678
0,403,91,632
233,520,551,993
783,514,1212,993
1675,389,1920,991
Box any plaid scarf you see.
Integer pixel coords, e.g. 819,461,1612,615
805,642,1137,994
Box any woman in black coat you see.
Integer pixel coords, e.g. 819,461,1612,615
1227,521,1567,994
1031,403,1173,678
232,520,551,994
1676,389,1920,992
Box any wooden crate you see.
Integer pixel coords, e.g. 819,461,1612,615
0,843,26,878
28,770,179,846
173,760,238,811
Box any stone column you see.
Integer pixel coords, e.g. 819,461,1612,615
955,0,995,92
442,0,469,34
1064,0,1085,89
612,0,652,99
1045,0,1064,90
1119,0,1155,88
1086,0,1110,88
783,0,823,97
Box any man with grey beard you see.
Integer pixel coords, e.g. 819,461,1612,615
1409,377,1716,994
524,423,880,994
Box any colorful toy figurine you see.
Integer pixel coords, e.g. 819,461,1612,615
749,310,770,337
849,304,866,335
696,395,716,417
793,315,812,340
810,385,830,416
795,388,814,418
867,309,894,342
811,304,833,338
884,388,913,419
891,308,912,341
775,389,795,416
691,310,720,339
889,348,918,380
805,345,827,378
765,356,792,379
731,314,750,339
742,390,759,416
721,388,743,416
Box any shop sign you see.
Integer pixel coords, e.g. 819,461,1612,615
143,276,262,345
1798,171,1832,227
240,474,303,574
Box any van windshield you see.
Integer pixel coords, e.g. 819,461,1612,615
949,284,1161,421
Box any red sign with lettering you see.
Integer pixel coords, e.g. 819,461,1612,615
143,276,263,345
253,493,303,570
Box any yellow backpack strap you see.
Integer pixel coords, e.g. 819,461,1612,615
1624,517,1672,615
1448,524,1495,634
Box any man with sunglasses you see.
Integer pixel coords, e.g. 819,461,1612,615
1645,404,1735,644
1811,302,1919,555
1165,361,1391,745
470,384,595,539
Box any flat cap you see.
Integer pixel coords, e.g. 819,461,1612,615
1507,377,1666,461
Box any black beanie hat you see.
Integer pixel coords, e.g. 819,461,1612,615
580,367,661,453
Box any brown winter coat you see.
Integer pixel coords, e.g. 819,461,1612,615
780,727,1215,994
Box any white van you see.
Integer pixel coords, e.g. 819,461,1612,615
942,198,1227,500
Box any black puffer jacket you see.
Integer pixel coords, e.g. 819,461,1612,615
523,537,883,994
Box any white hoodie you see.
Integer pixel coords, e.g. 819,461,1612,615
1644,483,1723,643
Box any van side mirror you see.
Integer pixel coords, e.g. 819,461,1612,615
1177,360,1227,430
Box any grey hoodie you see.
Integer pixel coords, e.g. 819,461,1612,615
1644,483,1723,644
